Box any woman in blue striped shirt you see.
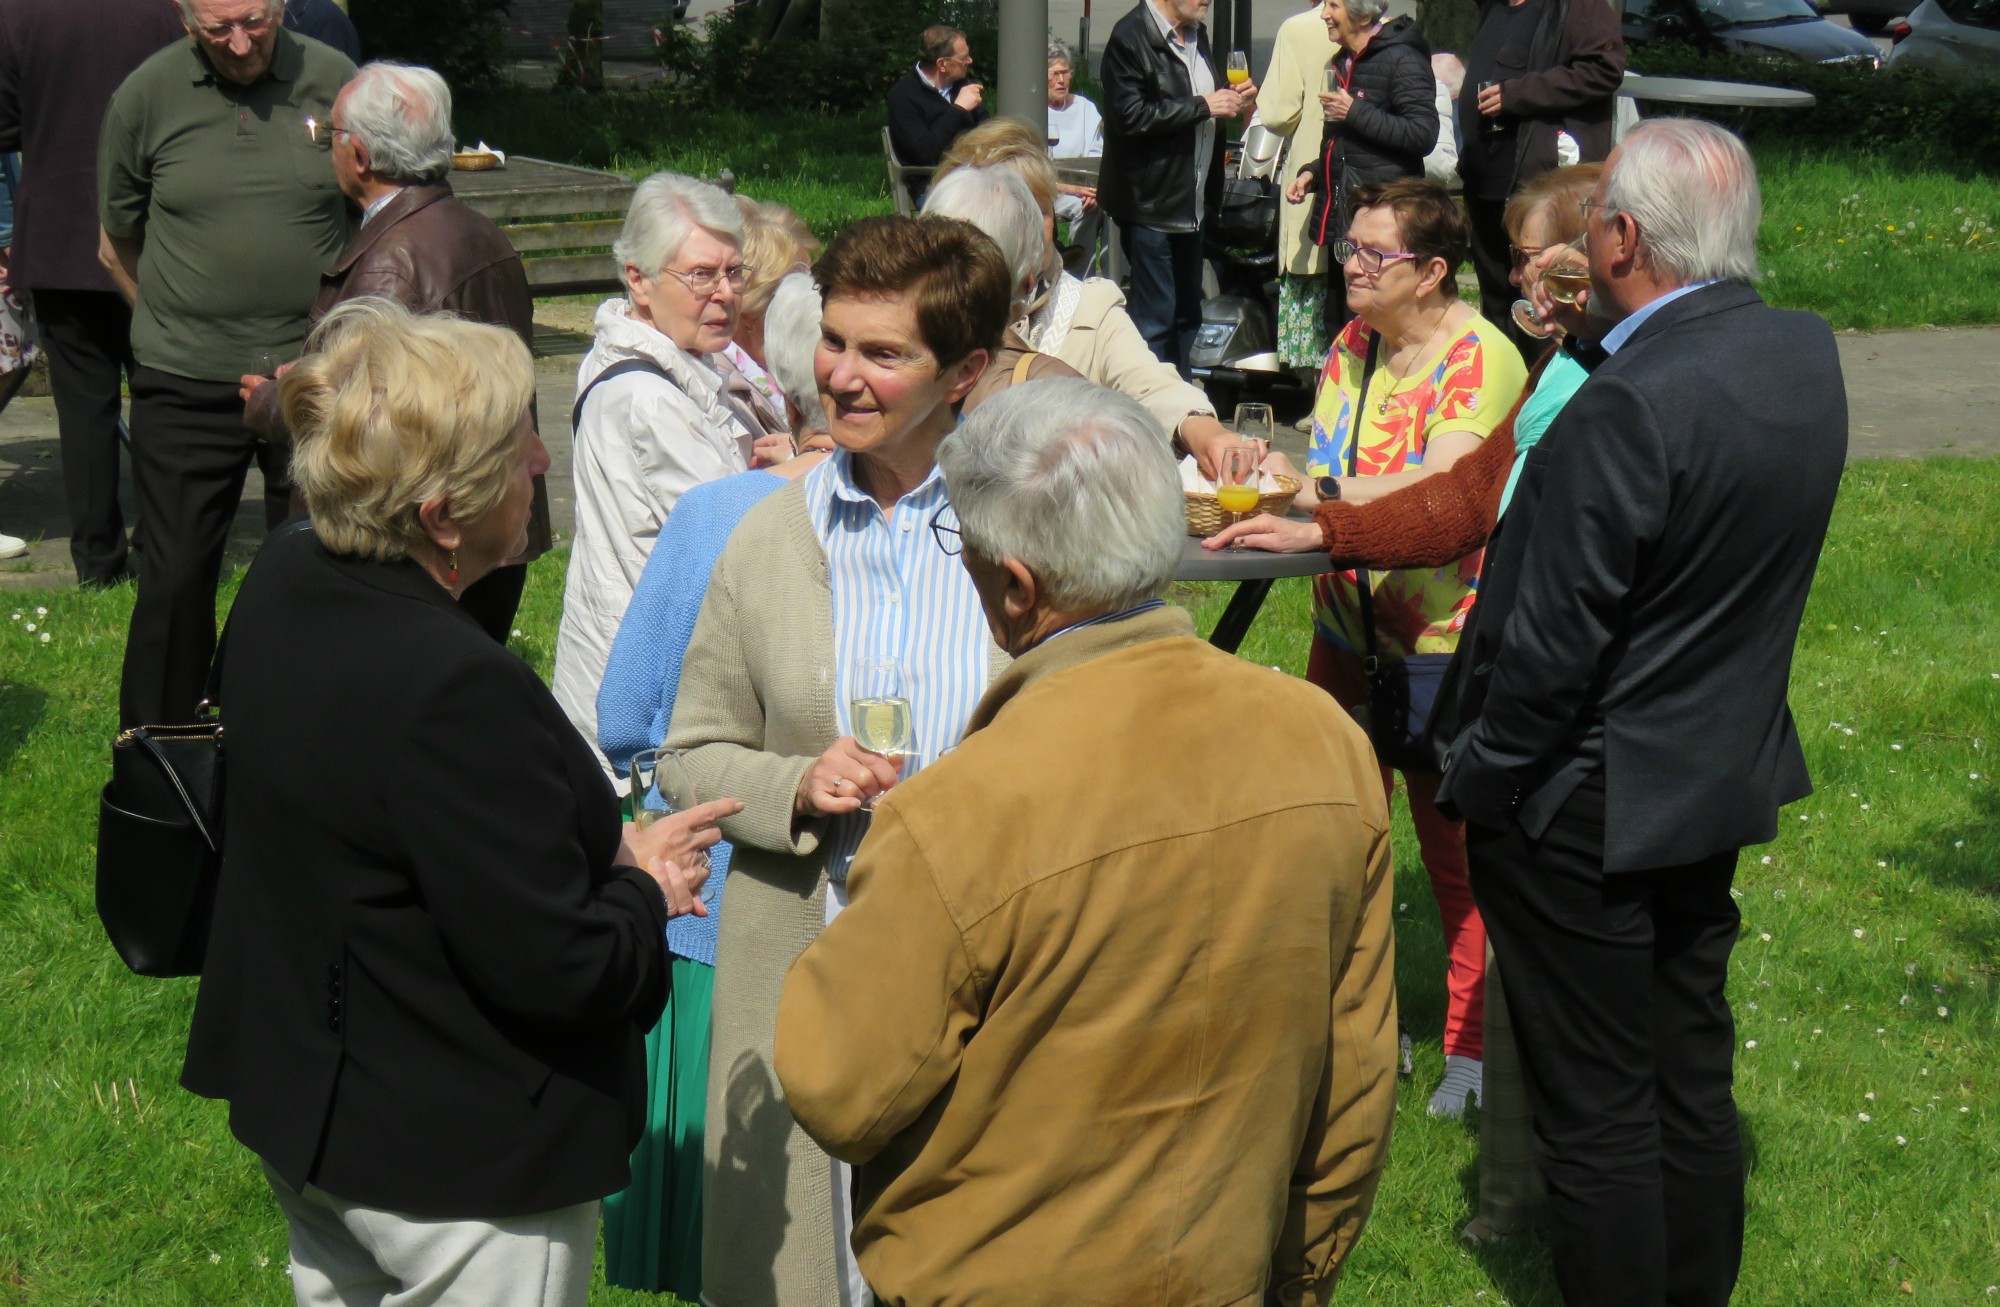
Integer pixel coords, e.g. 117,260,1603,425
666,215,1017,1307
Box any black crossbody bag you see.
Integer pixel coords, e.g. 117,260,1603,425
95,627,230,978
1349,333,1458,775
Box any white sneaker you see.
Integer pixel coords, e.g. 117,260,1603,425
1427,1054,1484,1119
0,531,26,560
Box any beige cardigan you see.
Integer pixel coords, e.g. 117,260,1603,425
1040,276,1216,440
1259,7,1340,277
666,477,1007,1307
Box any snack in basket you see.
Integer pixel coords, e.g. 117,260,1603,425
1179,456,1300,536
452,140,507,171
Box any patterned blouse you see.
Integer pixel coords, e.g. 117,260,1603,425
1305,311,1527,659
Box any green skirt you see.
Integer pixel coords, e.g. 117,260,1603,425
603,957,713,1298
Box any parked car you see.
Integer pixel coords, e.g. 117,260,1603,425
1819,0,1916,35
1886,0,2000,74
1624,0,1884,63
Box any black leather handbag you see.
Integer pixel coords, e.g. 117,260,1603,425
96,642,227,978
1210,175,1281,251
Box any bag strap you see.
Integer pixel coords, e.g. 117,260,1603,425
571,357,675,432
1011,351,1040,386
133,730,221,851
1349,333,1383,677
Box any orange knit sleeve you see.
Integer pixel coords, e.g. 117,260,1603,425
1311,403,1523,571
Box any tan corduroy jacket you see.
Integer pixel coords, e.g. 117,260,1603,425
775,606,1400,1307
1260,7,1340,277
667,478,1007,1307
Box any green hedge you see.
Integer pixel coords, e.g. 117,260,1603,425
1627,45,2000,174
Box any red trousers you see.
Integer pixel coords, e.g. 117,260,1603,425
1308,638,1485,1059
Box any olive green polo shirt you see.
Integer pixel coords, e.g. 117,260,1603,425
98,30,355,383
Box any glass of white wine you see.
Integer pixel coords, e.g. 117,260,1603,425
1226,51,1250,86
847,657,912,809
1541,234,1591,307
630,747,697,825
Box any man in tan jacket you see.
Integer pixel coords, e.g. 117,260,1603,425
774,377,1399,1306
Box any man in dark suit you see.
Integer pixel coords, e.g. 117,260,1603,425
885,24,987,170
241,60,547,641
0,0,182,586
1437,119,1847,1307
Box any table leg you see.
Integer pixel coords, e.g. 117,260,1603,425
1208,577,1273,654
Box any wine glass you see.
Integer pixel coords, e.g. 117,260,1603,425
1324,65,1341,95
1511,298,1557,340
1540,234,1591,307
1227,50,1250,86
1233,401,1275,453
1214,443,1263,541
629,746,708,877
848,657,912,809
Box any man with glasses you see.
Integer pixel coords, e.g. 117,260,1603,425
886,25,988,171
96,0,353,726
239,60,544,641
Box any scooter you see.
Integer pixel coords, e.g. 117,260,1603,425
1188,121,1304,418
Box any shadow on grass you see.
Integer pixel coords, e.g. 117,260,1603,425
1887,784,2000,994
0,681,48,773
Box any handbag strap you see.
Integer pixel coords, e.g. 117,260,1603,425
1348,333,1383,677
1011,351,1040,385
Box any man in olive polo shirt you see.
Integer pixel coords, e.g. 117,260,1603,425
97,0,353,727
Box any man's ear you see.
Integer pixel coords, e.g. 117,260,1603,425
1000,555,1039,621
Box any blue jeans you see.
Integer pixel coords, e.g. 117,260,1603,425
1118,223,1206,377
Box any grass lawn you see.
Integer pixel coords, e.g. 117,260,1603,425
453,97,2000,334
2,456,1996,1304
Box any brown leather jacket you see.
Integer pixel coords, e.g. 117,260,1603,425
248,183,550,556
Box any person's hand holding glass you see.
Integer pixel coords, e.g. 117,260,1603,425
1514,235,1591,340
622,746,741,917
794,659,910,817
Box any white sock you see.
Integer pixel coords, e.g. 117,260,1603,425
1427,1054,1484,1118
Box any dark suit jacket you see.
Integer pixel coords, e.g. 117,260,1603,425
1437,282,1847,872
249,183,552,557
0,0,182,291
1097,2,1226,233
285,0,362,63
886,67,987,168
182,525,670,1218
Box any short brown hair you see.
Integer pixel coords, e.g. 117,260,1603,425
1349,178,1470,298
814,215,1011,369
735,195,820,321
1503,162,1604,249
919,24,964,65
935,117,1060,217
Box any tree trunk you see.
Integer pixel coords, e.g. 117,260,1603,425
566,0,606,93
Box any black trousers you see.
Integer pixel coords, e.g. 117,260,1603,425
1119,223,1206,378
1468,775,1745,1307
1465,194,1533,355
28,288,136,585
120,366,291,726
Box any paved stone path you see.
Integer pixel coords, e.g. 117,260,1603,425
2,323,1993,592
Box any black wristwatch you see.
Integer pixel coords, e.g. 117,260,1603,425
1316,475,1343,502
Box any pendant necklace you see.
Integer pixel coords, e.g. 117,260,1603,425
1374,309,1454,416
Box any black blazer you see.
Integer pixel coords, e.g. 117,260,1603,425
1097,2,1225,232
1438,282,1847,872
886,67,987,168
181,526,670,1218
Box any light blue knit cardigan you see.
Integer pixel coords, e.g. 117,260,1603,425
597,468,784,966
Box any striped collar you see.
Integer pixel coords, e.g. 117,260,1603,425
1038,598,1170,646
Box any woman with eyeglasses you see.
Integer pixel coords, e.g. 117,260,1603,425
554,172,791,756
1218,178,1527,1121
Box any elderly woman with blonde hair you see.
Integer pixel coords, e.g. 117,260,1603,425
182,298,733,1307
934,117,1255,479
726,195,821,426
554,171,789,756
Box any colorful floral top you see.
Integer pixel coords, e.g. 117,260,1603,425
1305,311,1527,659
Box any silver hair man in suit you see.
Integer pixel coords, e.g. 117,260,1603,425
1437,119,1847,1307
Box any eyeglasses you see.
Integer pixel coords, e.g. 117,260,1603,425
1579,197,1612,222
660,263,751,298
1509,243,1550,272
930,505,962,557
1331,239,1418,276
194,13,274,39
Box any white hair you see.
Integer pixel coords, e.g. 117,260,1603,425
920,165,1045,301
1342,0,1391,23
763,271,828,434
1603,119,1760,285
938,378,1183,613
613,172,745,280
339,63,454,185
1047,39,1074,69
179,0,283,25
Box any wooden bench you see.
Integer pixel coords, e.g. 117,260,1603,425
453,156,741,299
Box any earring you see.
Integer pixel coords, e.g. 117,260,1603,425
448,550,459,585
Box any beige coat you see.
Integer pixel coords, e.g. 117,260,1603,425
776,607,1401,1307
1032,275,1216,440
1260,7,1341,276
666,479,1007,1307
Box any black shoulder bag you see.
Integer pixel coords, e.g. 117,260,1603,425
95,631,229,978
1349,333,1458,775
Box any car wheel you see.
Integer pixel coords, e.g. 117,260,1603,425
1849,12,1891,33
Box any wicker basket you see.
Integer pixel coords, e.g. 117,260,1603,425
452,151,503,172
1184,474,1301,536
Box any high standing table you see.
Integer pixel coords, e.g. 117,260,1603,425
1176,535,1328,654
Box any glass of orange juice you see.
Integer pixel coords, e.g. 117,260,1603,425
1227,51,1249,86
1214,444,1262,542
